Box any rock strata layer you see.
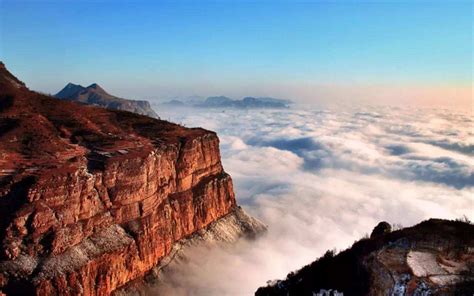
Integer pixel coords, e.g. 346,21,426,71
0,62,241,295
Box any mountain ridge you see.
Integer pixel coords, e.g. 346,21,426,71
160,95,292,109
55,82,159,118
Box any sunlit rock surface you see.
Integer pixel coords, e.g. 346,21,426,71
0,62,250,295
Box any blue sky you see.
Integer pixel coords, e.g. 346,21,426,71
0,0,472,106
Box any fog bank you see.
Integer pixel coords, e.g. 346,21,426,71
152,106,473,295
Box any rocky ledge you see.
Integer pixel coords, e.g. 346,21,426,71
256,219,474,296
0,62,264,295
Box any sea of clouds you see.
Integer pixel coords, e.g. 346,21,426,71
152,105,473,296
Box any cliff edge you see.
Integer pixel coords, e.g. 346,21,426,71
0,62,263,295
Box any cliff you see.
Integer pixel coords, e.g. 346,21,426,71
255,219,474,296
0,62,258,295
55,83,158,118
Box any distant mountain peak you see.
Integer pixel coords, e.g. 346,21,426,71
63,82,83,91
86,83,106,93
55,83,85,99
197,95,291,109
54,81,158,118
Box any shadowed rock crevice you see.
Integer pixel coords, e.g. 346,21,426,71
0,176,37,259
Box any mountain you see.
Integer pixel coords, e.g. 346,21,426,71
256,219,474,296
53,82,84,99
55,82,159,118
196,96,291,109
158,95,292,109
250,97,292,105
160,99,186,107
240,97,291,108
202,96,235,107
176,95,206,104
0,62,265,295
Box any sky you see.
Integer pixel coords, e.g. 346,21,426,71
0,0,472,108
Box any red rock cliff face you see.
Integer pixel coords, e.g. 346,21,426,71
0,63,236,295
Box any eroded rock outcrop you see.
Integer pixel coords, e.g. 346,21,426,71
256,219,474,296
0,62,256,295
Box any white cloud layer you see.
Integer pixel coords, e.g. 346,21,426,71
153,106,473,296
